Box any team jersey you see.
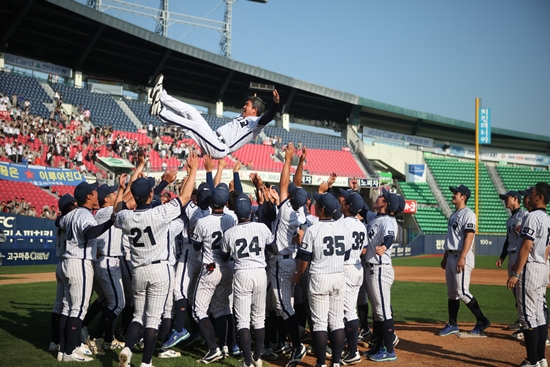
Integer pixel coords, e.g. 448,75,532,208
56,225,68,259
58,207,98,260
299,219,351,275
192,213,235,264
444,207,476,252
216,115,263,152
114,198,183,267
365,210,378,225
519,209,550,264
223,206,238,225
168,218,184,266
306,214,318,226
273,198,306,256
221,221,273,270
339,215,367,266
95,206,123,257
506,209,529,252
365,214,396,265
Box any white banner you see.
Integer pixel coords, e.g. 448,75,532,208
4,53,72,78
363,127,433,148
434,147,550,167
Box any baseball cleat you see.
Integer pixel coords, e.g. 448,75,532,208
252,357,263,367
222,345,230,358
273,341,292,355
103,339,125,350
232,344,243,356
197,347,224,364
119,347,132,367
149,90,163,116
512,330,524,340
393,334,399,347
139,362,155,367
539,358,548,367
359,328,372,343
508,319,521,330
81,326,89,344
162,328,190,349
369,347,397,362
341,350,362,365
62,351,93,362
86,336,105,355
185,330,203,346
285,344,307,367
150,74,164,98
158,348,181,358
56,351,63,361
547,339,550,346
470,318,491,335
239,361,252,367
48,341,60,352
261,347,280,360
76,343,93,356
363,347,379,358
517,359,538,367
439,323,459,336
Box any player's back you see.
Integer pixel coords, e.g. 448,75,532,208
216,115,262,152
95,206,123,257
339,216,367,266
222,221,273,270
274,199,306,255
192,213,235,264
303,219,350,275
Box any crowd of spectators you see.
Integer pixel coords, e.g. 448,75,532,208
0,197,58,219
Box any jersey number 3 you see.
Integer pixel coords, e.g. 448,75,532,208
130,226,157,247
323,236,345,256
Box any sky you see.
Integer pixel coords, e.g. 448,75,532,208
76,0,550,136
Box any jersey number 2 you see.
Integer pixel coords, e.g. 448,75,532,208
130,226,157,247
323,236,345,256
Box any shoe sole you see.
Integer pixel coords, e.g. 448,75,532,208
119,352,130,367
150,74,164,98
341,358,362,365
162,331,191,349
159,352,181,359
370,356,397,362
439,330,459,336
197,354,224,364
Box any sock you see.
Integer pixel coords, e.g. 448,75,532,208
187,306,198,332
537,325,548,363
227,314,237,348
313,331,328,365
58,314,68,353
214,315,229,348
277,316,287,344
372,320,382,349
264,313,274,347
381,319,395,353
253,328,265,360
524,328,539,365
82,299,103,328
295,302,307,329
238,328,252,365
465,297,486,323
65,317,83,355
345,319,359,354
105,316,118,344
158,318,172,343
357,303,369,331
284,314,301,349
51,312,61,344
331,328,345,364
91,308,118,340
448,299,460,326
124,321,143,351
173,299,188,332
142,328,157,364
119,305,134,337
198,318,218,350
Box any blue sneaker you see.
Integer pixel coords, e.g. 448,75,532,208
162,328,190,349
362,347,379,358
439,323,459,336
185,330,203,346
231,344,242,357
369,347,396,362
470,318,491,335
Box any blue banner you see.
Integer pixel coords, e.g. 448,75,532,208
0,162,85,186
478,108,491,144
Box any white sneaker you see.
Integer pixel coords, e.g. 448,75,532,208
56,351,63,361
119,347,132,367
139,363,155,367
252,358,263,367
62,351,93,362
150,74,164,98
104,339,125,350
546,339,550,347
81,326,89,344
539,358,548,367
159,349,181,358
76,343,92,356
48,341,59,352
86,336,105,355
512,330,525,340
149,90,163,116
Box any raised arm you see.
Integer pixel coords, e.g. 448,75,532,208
279,143,295,203
179,151,199,205
214,158,226,188
204,155,215,191
293,146,306,187
233,160,243,193
257,89,280,126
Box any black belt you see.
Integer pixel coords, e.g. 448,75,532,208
152,260,161,264
509,251,517,254
282,255,291,259
367,263,391,267
215,131,226,144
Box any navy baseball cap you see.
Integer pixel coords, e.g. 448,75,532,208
234,193,252,221
449,185,471,199
196,183,212,209
395,195,405,214
339,188,365,214
288,183,308,209
519,187,534,196
211,183,229,208
58,194,76,212
97,184,118,205
381,188,400,213
74,181,99,202
499,190,522,201
313,192,340,215
131,177,156,202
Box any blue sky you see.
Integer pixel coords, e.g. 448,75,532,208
77,0,550,136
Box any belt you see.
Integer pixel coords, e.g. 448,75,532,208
509,250,517,254
367,263,391,267
215,131,226,144
272,254,292,260
152,260,162,264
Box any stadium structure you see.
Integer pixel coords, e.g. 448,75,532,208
1,0,549,263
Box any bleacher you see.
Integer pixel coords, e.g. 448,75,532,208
425,157,507,233
399,182,448,234
496,165,550,214
124,99,160,127
0,181,59,216
264,126,347,150
0,73,51,117
305,149,364,177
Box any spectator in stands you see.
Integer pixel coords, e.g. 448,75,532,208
23,99,30,112
12,203,22,215
11,93,17,108
40,207,51,219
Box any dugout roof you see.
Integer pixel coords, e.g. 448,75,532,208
1,0,549,153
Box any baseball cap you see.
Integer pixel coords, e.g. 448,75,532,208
234,193,252,221
313,192,340,215
288,183,308,209
449,185,471,199
499,190,522,201
519,187,534,196
196,183,212,209
381,188,400,213
97,184,118,205
339,188,365,214
74,181,99,202
58,194,76,212
395,195,405,214
131,177,156,202
211,183,229,208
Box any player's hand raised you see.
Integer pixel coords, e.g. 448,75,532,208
318,182,328,194
119,173,128,189
299,146,307,163
349,177,359,191
273,89,280,104
285,143,295,161
186,151,199,170
328,172,337,188
163,170,177,184
218,158,227,170
233,160,242,173
203,155,214,172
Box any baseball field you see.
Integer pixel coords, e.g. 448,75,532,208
0,255,542,367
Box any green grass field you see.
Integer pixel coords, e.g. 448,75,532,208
393,255,507,269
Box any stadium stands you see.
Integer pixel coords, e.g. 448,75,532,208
398,182,448,234
0,180,59,216
496,165,550,214
0,72,51,117
304,149,364,177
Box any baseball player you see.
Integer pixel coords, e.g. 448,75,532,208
337,189,367,365
294,192,351,367
270,143,308,367
439,185,491,337
221,193,275,367
362,189,399,362
507,182,550,367
191,183,236,364
149,74,280,159
115,153,198,367
57,181,115,362
496,191,529,332
85,184,126,355
49,194,77,360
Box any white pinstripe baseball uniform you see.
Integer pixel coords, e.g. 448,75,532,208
505,209,529,277
358,210,378,305
517,210,550,329
444,207,476,303
53,222,68,316
163,218,184,319
114,198,183,329
221,221,273,330
191,213,236,321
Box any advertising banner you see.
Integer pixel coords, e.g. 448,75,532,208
0,162,84,186
4,53,72,78
406,164,426,183
363,127,433,147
